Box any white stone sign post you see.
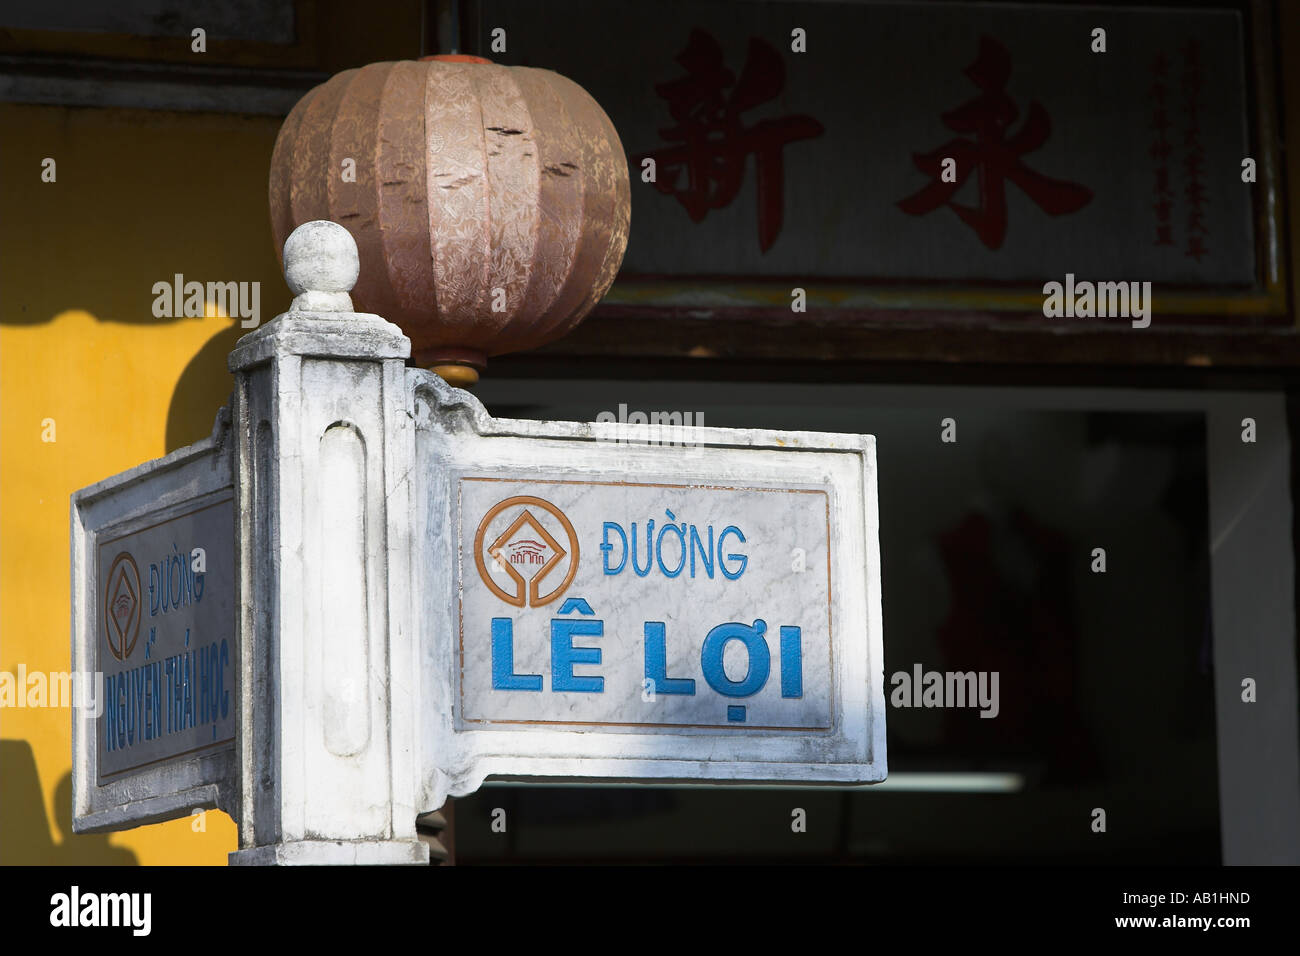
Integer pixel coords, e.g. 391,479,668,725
72,222,886,864
223,223,425,865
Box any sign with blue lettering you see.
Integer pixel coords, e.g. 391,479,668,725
415,377,886,803
458,479,833,731
72,413,239,833
96,498,235,781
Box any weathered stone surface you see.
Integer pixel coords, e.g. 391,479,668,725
225,222,424,865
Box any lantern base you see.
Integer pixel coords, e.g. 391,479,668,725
418,347,486,388
431,364,480,388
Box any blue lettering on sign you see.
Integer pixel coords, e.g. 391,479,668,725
219,638,230,718
656,511,686,578
631,519,654,577
690,525,714,578
600,522,628,575
491,618,542,691
551,599,604,692
147,542,205,617
779,626,803,698
101,638,232,753
643,622,696,695
600,515,747,581
486,605,807,723
700,620,770,697
717,526,748,580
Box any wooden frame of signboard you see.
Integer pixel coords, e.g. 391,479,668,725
493,0,1300,371
0,0,322,69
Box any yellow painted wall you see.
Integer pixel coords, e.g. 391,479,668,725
0,102,290,864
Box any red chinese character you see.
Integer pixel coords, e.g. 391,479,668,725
635,29,823,252
897,35,1093,250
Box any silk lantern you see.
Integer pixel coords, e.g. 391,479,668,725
269,55,630,386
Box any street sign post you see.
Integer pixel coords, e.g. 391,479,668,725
70,223,886,863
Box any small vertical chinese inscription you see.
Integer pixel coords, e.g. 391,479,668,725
1182,39,1209,262
1149,52,1175,248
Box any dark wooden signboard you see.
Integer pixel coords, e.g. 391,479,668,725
475,0,1294,369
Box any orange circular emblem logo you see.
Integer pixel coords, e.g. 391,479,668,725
474,496,579,608
104,551,142,662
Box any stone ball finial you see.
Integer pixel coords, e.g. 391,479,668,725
283,220,359,313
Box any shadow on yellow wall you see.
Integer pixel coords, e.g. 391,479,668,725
1,740,137,864
1,103,290,864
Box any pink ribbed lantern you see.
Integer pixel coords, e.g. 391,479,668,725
269,54,630,385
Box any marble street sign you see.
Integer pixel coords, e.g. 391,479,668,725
71,412,238,833
458,478,835,731
95,496,235,782
414,374,887,807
